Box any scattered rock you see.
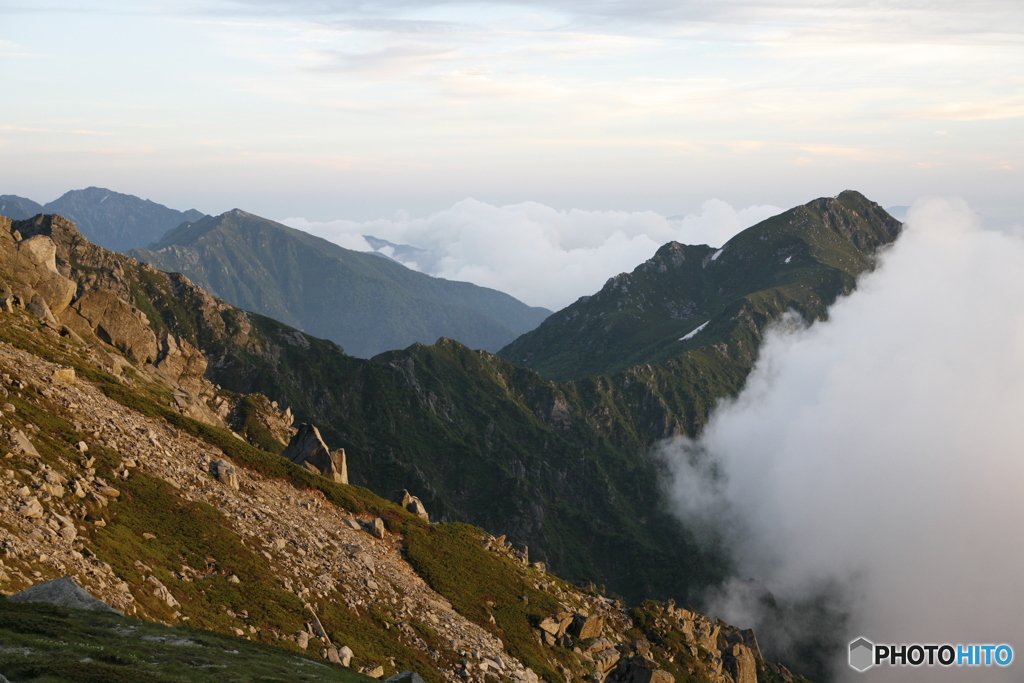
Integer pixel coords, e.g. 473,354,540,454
17,498,43,519
365,665,386,679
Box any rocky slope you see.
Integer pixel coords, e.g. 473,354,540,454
0,220,807,682
499,191,901,380
130,209,551,358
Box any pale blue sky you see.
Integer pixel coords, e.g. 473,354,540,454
2,0,1022,224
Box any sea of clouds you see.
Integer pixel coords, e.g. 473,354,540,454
658,198,1024,682
283,198,781,311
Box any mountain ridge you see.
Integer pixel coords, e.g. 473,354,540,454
499,191,901,380
130,209,551,358
0,187,206,253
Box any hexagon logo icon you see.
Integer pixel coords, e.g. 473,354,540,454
849,637,875,672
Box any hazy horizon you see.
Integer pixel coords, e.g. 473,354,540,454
2,1,1022,226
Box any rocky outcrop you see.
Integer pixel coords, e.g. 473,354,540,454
8,576,123,615
281,423,349,484
0,217,77,322
393,489,429,522
60,288,159,364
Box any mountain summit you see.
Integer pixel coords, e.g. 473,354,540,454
41,187,206,252
499,190,901,380
131,209,551,358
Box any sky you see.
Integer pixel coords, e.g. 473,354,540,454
660,198,1024,681
1,0,1022,228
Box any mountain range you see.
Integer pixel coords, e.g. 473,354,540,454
0,210,811,683
0,192,900,617
129,210,551,358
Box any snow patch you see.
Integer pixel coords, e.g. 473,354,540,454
100,194,109,204
710,249,724,261
679,321,709,342
784,255,792,264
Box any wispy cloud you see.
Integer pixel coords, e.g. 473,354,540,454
0,125,112,135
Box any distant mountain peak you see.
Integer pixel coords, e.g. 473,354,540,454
0,187,210,253
499,191,901,380
132,208,551,357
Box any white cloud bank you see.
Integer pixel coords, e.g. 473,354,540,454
660,198,1024,681
284,198,781,310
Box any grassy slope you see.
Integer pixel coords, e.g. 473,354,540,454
0,598,372,683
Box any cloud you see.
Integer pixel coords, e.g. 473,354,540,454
659,198,1024,681
283,198,780,310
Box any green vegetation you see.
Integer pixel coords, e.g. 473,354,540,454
401,522,564,682
0,598,371,683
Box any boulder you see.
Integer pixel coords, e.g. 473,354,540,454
281,424,348,484
51,367,76,383
594,648,621,674
210,459,240,490
370,517,386,539
570,613,604,640
8,576,123,615
338,645,354,667
9,429,40,457
612,656,675,683
393,489,429,522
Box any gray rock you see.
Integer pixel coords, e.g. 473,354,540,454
8,576,123,615
338,644,354,667
386,671,426,683
281,424,348,484
370,517,386,539
210,459,239,489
